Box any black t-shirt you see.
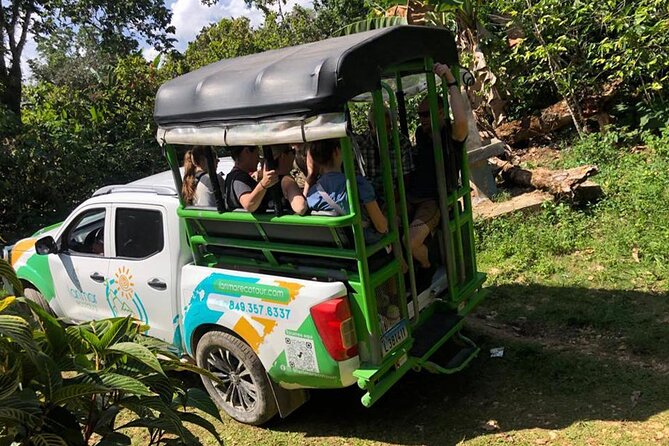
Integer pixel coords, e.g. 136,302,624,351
225,167,266,212
224,167,285,212
410,123,464,199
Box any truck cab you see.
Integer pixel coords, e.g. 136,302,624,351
9,179,189,342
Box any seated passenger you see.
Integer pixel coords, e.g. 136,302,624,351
355,106,415,199
182,146,220,207
226,146,277,212
225,145,307,214
305,139,388,244
269,144,308,215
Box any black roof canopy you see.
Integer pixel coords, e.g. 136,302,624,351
154,26,458,126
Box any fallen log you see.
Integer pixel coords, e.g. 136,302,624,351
474,190,553,220
489,157,599,197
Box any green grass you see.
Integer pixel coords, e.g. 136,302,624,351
117,129,669,445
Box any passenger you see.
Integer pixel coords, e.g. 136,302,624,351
291,142,320,195
91,228,104,255
226,146,278,212
408,63,468,281
269,144,308,215
226,145,308,214
182,146,220,207
306,139,388,244
355,106,414,199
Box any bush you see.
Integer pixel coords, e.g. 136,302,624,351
0,260,223,445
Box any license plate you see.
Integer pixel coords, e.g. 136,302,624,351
381,319,408,356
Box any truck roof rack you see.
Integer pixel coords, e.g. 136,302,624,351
92,185,177,197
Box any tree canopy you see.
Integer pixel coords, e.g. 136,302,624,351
0,0,174,118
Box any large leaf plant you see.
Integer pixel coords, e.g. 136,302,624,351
0,259,223,445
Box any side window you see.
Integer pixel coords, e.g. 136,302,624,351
115,208,164,259
65,208,106,256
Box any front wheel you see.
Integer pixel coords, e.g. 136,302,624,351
24,287,56,317
195,331,277,425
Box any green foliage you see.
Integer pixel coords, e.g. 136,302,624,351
166,7,331,75
479,0,669,120
0,55,166,239
477,129,669,291
0,292,222,445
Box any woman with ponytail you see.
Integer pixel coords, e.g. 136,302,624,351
182,146,216,206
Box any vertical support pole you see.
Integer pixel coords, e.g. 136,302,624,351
341,136,381,365
165,144,183,206
459,131,479,281
380,82,417,321
440,81,466,287
425,58,458,301
395,74,409,139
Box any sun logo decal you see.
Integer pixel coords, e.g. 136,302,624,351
115,267,135,300
105,266,149,325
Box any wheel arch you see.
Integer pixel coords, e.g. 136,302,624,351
16,263,55,302
190,323,248,356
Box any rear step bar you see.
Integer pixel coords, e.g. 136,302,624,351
421,333,479,374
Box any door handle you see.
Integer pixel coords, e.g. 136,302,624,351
147,278,167,291
90,272,105,283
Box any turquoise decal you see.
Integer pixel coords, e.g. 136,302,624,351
182,273,259,355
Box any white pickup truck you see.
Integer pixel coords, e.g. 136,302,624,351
6,163,361,425
6,26,488,426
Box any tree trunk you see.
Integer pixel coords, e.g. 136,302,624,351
495,100,574,145
1,62,23,119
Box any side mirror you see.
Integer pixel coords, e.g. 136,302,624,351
35,236,58,255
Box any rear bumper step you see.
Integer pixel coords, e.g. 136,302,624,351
421,333,480,374
411,310,461,358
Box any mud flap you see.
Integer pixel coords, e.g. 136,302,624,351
268,375,310,418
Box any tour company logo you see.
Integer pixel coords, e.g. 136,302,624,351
105,266,149,324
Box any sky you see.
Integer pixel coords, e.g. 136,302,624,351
21,0,312,77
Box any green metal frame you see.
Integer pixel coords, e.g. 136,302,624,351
164,54,487,409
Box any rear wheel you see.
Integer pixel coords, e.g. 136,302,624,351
195,330,277,425
24,287,55,317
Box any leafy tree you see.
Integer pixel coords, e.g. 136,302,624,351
1,54,165,239
0,0,175,119
28,27,119,90
478,0,669,123
168,8,329,75
310,0,369,37
175,17,262,73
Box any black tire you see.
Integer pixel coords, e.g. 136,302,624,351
24,287,56,317
195,330,278,425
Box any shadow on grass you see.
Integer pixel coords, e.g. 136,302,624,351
265,284,669,445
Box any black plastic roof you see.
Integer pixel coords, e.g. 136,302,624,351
154,26,458,126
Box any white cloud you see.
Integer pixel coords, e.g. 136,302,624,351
169,0,264,51
19,32,38,81
142,46,160,62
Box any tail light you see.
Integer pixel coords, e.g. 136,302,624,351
310,297,358,361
